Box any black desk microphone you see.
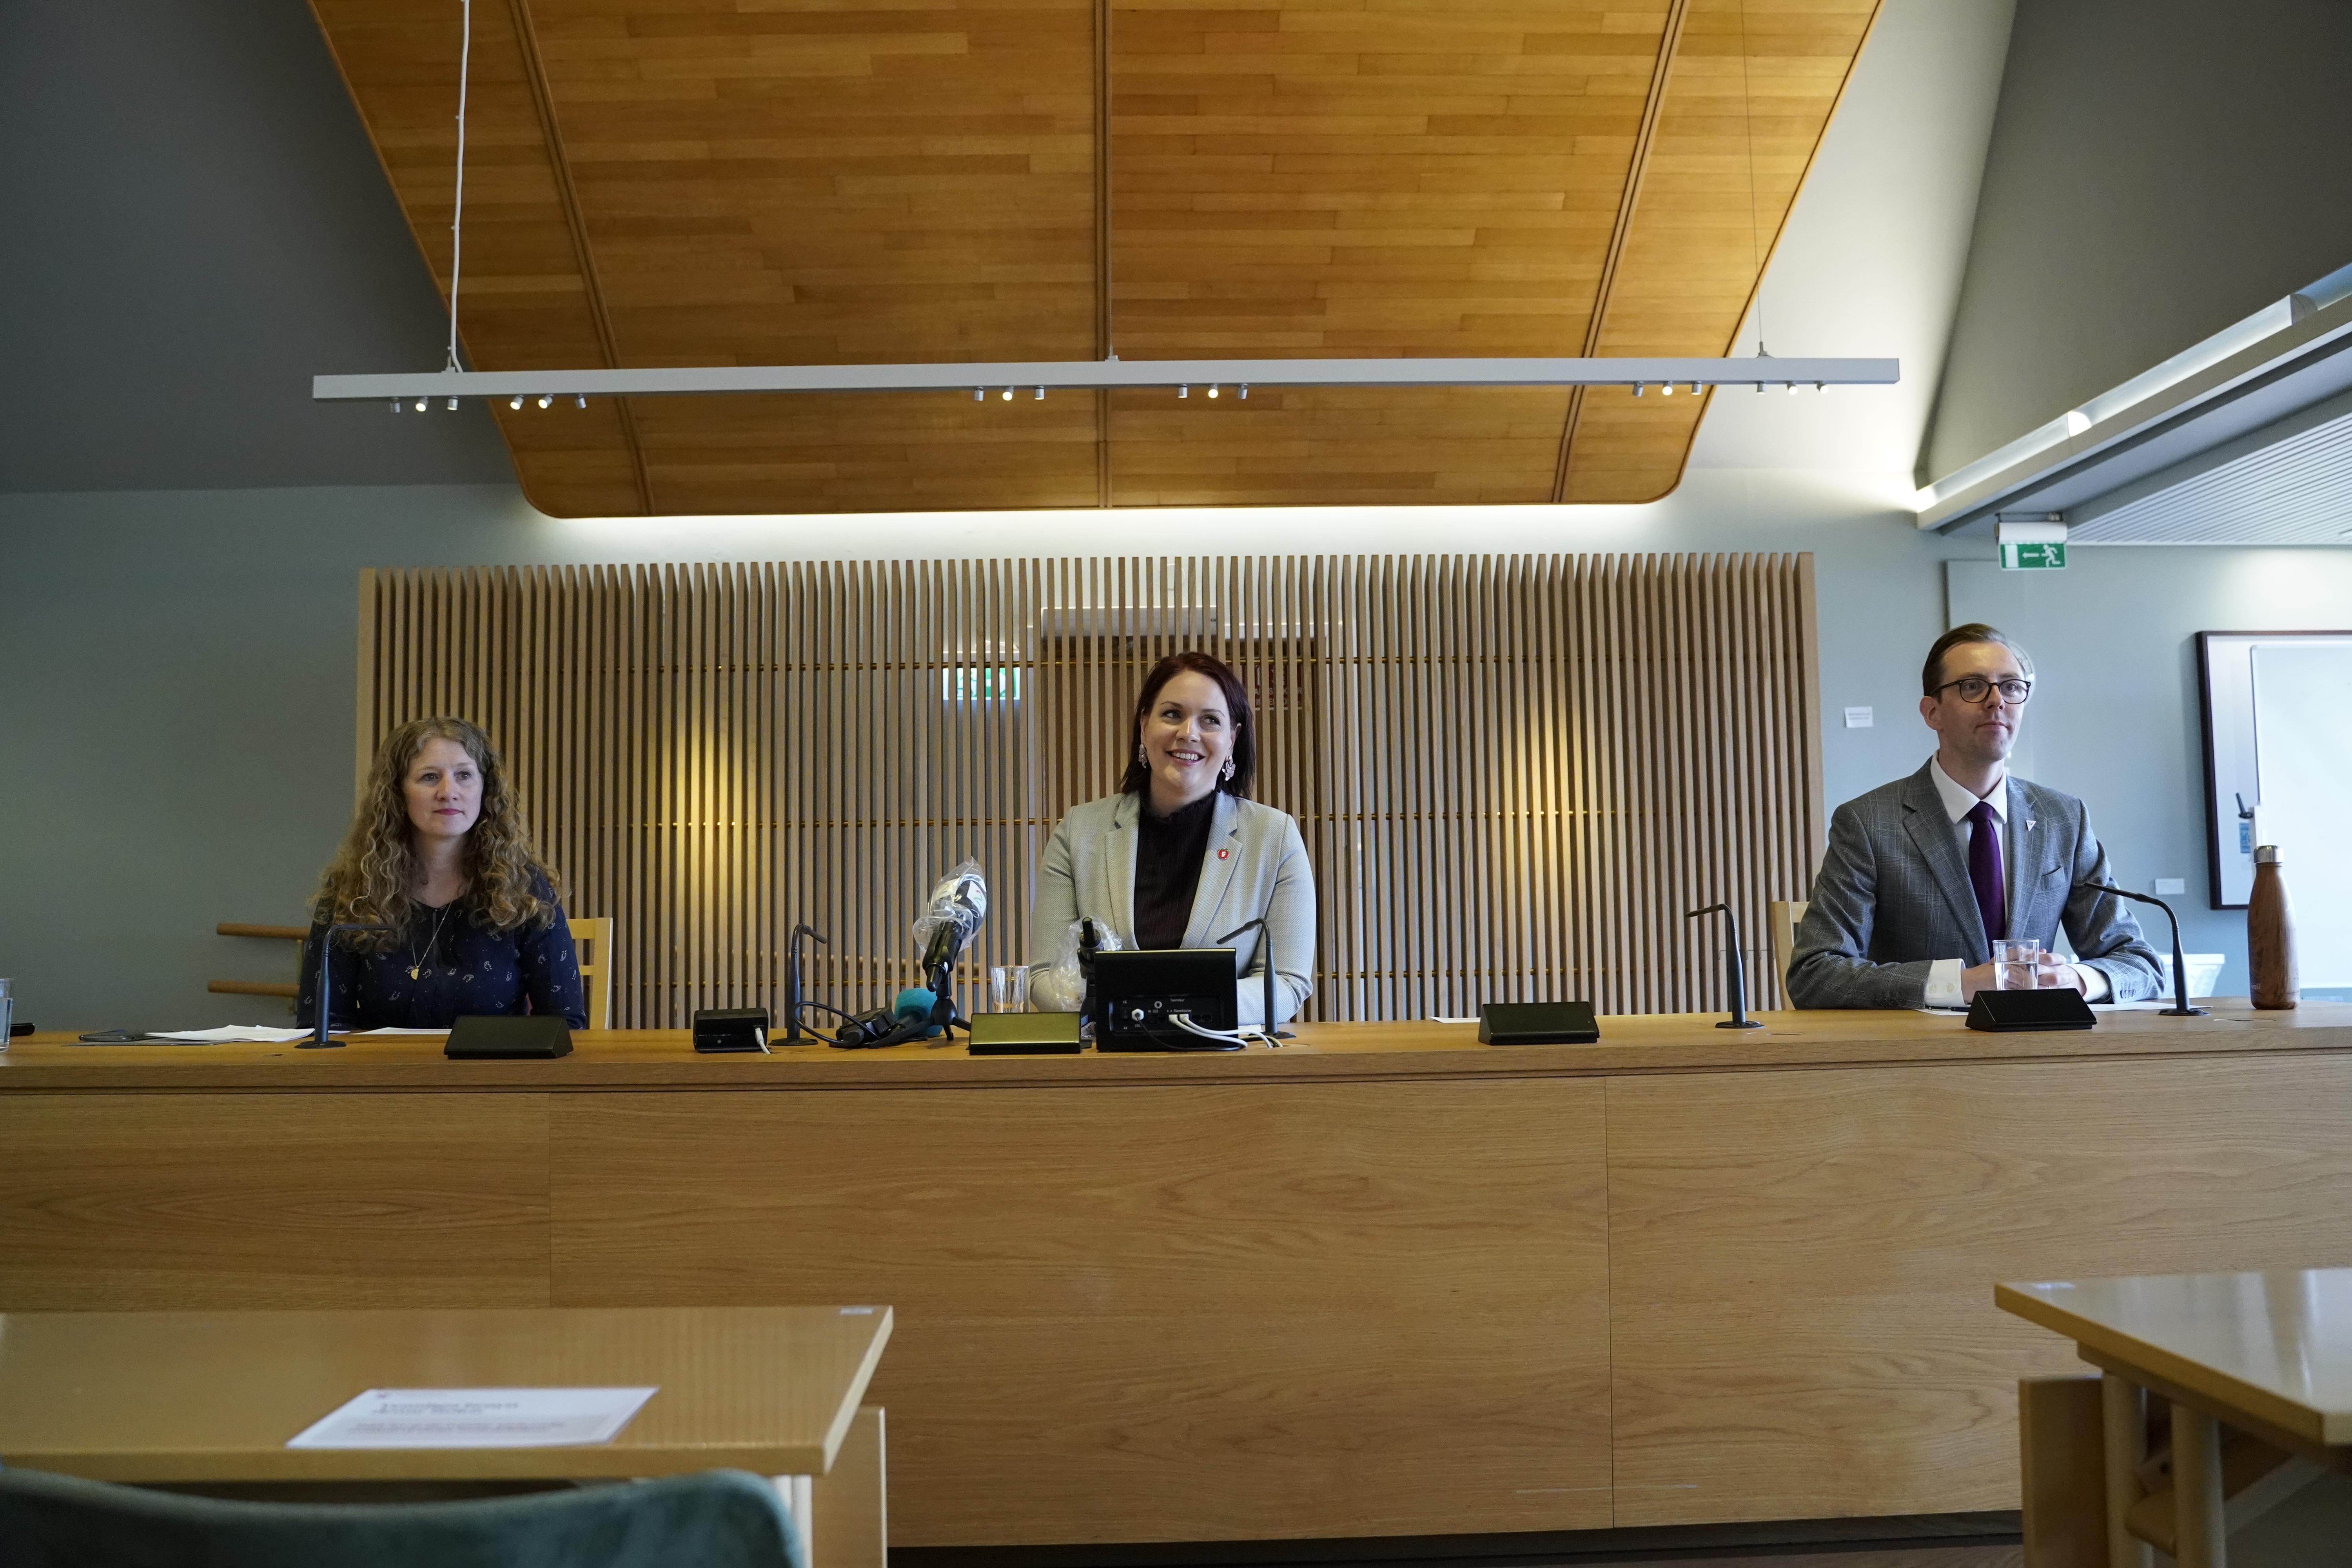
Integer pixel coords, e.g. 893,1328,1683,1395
309,922,391,1048
1685,903,1764,1029
2072,881,2207,1016
1216,916,1292,1040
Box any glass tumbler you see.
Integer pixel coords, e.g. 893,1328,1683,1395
1992,939,2043,991
988,966,1030,1014
0,978,13,1051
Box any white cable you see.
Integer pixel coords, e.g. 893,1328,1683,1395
445,0,472,374
1169,1013,1274,1048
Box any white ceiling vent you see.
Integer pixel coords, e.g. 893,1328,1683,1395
2070,392,2352,545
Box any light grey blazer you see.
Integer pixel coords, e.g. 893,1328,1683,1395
1028,791,1316,1025
1788,763,2162,1009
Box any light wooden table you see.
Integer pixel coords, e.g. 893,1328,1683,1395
8,1005,2352,1545
0,1304,890,1568
1999,1271,2352,1568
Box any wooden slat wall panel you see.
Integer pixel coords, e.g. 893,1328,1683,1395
358,553,1817,1026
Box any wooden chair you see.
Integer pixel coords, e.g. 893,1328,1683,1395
569,916,614,1033
208,923,306,1001
1767,900,1810,1008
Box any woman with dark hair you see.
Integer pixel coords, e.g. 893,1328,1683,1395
294,716,588,1033
1029,652,1316,1024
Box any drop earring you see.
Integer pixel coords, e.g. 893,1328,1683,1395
1221,759,1235,782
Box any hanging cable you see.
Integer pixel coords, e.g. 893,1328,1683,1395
445,0,473,375
1739,0,1766,358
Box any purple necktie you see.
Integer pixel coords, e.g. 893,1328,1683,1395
1966,799,2006,947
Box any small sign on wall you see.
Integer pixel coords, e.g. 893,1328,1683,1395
2000,541,2067,570
1996,517,2067,572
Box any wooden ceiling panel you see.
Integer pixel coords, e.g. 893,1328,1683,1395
1558,0,1878,502
310,0,1880,515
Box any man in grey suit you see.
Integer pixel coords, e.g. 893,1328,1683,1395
1788,623,2162,1009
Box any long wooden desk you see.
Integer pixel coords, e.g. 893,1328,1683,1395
7,1005,2351,1546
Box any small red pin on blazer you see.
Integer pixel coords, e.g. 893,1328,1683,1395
1218,848,1231,859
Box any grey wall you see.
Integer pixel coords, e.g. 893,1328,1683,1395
1923,0,2352,482
10,473,2337,1028
0,0,510,492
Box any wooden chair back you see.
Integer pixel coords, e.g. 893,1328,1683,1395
209,924,306,1001
1768,900,1810,1007
569,916,614,1033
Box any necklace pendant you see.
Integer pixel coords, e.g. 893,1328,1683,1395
408,965,422,980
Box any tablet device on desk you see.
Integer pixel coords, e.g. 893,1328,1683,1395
1093,948,1238,1051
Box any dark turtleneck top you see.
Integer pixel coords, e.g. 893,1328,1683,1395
1133,791,1219,949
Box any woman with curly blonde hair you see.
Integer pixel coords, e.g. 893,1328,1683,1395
295,717,586,1033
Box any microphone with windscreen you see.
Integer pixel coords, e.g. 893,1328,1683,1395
913,859,989,998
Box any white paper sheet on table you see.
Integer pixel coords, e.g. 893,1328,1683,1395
355,1026,452,1036
287,1387,659,1449
145,1026,316,1044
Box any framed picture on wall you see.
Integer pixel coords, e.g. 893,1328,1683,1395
2196,632,2352,940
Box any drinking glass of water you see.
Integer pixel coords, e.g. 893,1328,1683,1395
1993,940,2043,991
0,978,13,1051
988,966,1029,1013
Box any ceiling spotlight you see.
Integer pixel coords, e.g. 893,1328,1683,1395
1001,387,1013,401
574,395,586,409
1239,385,1249,399
1688,382,1701,396
1033,386,1044,400
509,396,524,410
390,398,403,412
414,398,428,412
1815,383,1826,393
1786,383,1799,395
1179,385,1189,398
1207,384,1220,398
1662,382,1675,397
1634,383,1645,397
446,397,458,411
537,394,552,409
972,388,983,401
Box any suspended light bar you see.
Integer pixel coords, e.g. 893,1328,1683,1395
314,355,1896,403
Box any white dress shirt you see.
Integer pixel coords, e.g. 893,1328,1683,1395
1921,757,2108,1007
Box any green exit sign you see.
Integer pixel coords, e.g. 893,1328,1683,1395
2000,541,2067,571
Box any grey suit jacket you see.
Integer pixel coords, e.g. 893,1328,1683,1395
1028,791,1316,1025
1788,763,2162,1009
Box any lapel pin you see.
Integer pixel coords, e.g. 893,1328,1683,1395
1218,848,1231,860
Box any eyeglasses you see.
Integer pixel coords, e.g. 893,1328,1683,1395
1934,675,2033,706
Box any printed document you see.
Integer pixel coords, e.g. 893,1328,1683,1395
287,1387,659,1449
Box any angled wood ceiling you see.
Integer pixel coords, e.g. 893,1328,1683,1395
310,0,1879,515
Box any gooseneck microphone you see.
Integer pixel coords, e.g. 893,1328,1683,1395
309,922,392,1048
785,923,828,1042
1216,916,1292,1040
2072,881,2207,1016
1684,904,1764,1029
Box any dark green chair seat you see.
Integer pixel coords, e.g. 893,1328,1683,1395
0,1465,806,1568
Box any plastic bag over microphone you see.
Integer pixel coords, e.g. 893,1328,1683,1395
912,857,989,954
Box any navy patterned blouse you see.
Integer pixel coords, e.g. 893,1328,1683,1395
294,889,588,1032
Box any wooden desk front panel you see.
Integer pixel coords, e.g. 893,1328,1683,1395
549,1079,1613,1544
0,1092,552,1310
1608,1054,2352,1526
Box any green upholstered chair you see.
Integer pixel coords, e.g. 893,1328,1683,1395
0,1465,806,1568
